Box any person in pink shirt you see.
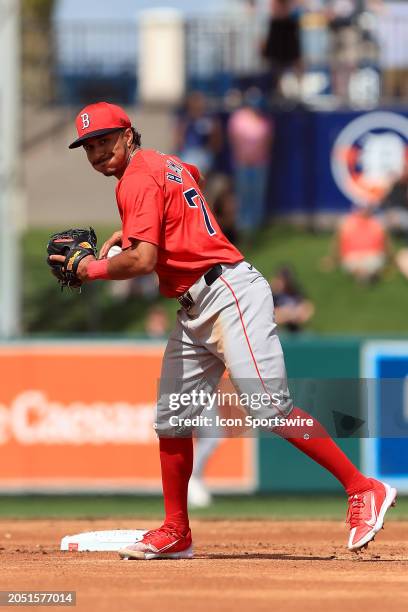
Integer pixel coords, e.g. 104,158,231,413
227,89,273,238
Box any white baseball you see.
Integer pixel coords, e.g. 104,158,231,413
107,245,122,258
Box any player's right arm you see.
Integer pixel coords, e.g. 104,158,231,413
69,239,157,283
102,240,157,279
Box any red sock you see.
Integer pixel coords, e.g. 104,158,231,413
274,407,371,495
159,437,193,532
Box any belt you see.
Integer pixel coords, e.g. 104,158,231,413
177,264,223,311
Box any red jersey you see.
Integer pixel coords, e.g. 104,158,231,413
115,149,243,297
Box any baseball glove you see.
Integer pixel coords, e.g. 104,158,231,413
46,227,97,289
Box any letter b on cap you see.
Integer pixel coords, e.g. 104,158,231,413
81,113,90,130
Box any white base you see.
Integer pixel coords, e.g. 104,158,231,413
60,529,147,552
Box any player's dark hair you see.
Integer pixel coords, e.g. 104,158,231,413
131,127,141,147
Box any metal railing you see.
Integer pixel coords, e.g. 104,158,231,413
185,16,265,78
21,11,408,106
53,21,138,75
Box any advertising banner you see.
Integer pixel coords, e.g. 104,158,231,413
362,341,408,493
0,343,256,492
269,109,408,215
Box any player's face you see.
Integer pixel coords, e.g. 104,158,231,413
82,130,132,178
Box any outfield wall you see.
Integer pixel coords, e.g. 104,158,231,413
0,337,407,494
0,342,256,494
259,337,360,493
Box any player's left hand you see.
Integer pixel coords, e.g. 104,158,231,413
46,227,98,289
48,253,95,282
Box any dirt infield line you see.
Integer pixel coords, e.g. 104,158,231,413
0,519,407,612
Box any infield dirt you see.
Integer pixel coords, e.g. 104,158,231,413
0,519,407,611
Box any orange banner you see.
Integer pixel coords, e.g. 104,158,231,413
0,344,256,492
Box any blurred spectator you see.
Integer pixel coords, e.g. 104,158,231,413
188,433,220,509
261,0,303,98
326,0,362,100
174,91,223,177
227,88,273,237
212,182,239,245
144,305,170,339
223,88,244,114
270,265,315,332
109,273,159,301
376,0,408,101
395,247,408,282
395,240,408,283
379,163,408,235
322,206,390,283
324,0,382,102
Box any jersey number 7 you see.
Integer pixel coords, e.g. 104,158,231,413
183,188,216,236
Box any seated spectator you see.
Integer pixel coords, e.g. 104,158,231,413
144,305,170,339
270,266,315,332
322,205,390,283
395,248,408,281
379,163,408,235
109,273,159,302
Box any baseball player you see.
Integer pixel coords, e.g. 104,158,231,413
51,102,396,560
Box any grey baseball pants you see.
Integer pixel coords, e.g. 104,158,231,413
155,260,293,437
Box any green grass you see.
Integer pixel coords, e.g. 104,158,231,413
1,495,407,520
245,224,408,335
24,223,408,335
